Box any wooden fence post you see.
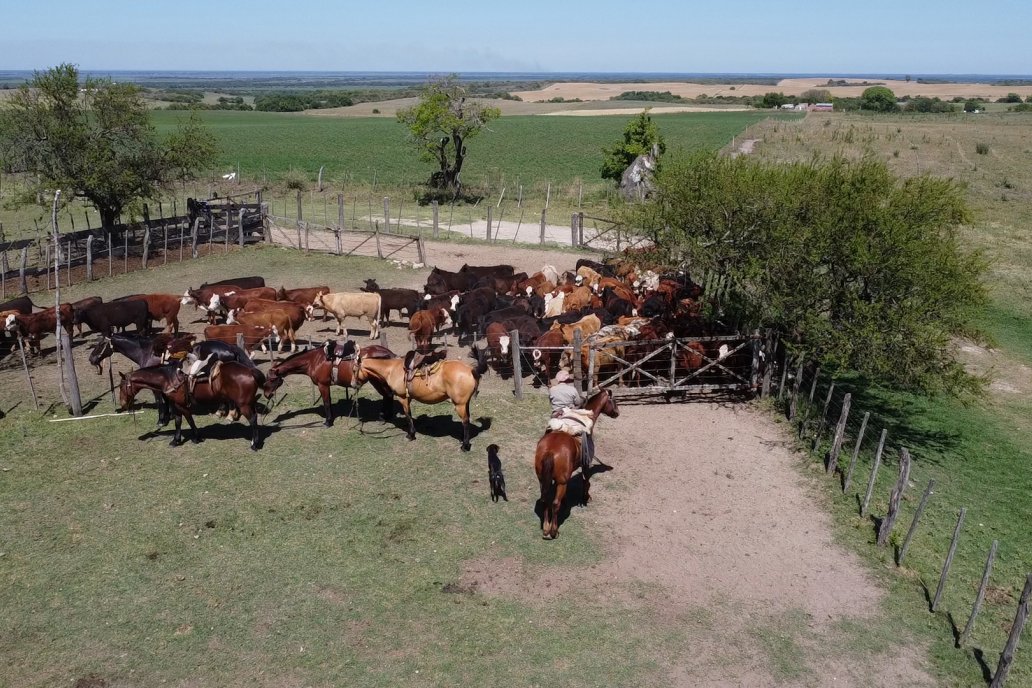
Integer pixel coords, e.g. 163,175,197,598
811,381,835,451
191,218,200,259
106,230,112,277
123,229,128,274
374,221,383,259
960,540,999,647
86,235,94,281
510,329,523,400
842,411,870,493
777,351,789,400
383,197,390,235
572,328,584,395
65,239,72,286
296,189,302,222
142,225,150,268
19,246,28,294
876,446,911,546
578,211,584,245
45,244,51,289
540,209,546,244
587,346,597,391
761,333,775,398
990,572,1032,688
238,209,245,248
432,200,439,239
416,236,427,265
932,507,966,612
898,479,935,565
570,213,578,246
486,206,493,242
224,210,231,252
861,429,888,517
163,218,169,265
378,329,388,349
788,358,804,419
1,250,7,298
17,334,39,410
826,392,852,473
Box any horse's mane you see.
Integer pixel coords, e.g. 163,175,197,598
276,346,321,365
581,387,608,408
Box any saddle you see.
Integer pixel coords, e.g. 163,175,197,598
324,340,357,383
547,408,595,436
404,348,447,395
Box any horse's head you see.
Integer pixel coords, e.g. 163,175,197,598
117,372,138,412
88,337,112,374
263,366,283,398
586,388,619,419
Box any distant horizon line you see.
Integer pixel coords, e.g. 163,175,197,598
1,68,1031,79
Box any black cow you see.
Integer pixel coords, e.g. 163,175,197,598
498,315,543,346
200,275,266,290
459,263,515,282
362,279,422,324
0,295,35,314
455,289,498,341
425,267,474,296
74,299,149,338
484,301,534,325
641,293,671,318
576,258,617,277
601,287,637,319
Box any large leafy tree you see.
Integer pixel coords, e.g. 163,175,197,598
0,64,217,233
601,110,666,184
396,76,500,195
628,152,987,394
860,86,899,112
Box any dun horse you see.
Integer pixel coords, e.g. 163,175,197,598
118,362,265,450
535,388,619,539
353,348,488,451
262,343,396,426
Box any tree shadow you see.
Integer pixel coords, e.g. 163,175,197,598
972,648,993,684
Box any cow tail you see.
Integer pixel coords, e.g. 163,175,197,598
374,294,382,335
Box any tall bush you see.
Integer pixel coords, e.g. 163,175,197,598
628,152,987,394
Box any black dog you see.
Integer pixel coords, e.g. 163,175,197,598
487,444,507,502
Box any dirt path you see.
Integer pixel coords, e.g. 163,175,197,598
465,401,935,687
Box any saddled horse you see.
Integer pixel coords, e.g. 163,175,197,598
353,347,488,451
118,362,265,450
262,342,397,426
535,388,619,539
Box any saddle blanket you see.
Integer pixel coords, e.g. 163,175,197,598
547,408,595,436
410,360,444,378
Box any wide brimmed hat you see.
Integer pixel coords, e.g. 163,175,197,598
554,370,572,383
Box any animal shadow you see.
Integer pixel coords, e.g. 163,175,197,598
534,463,613,528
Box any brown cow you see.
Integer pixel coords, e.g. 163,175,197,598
530,328,566,382
5,304,74,355
408,308,452,351
561,286,593,313
120,294,182,334
203,324,273,357
70,296,103,336
276,285,329,319
227,309,297,352
207,287,277,314
232,298,307,335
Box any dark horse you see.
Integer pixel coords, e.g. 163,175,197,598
118,363,265,450
88,332,190,427
262,343,397,426
535,388,619,539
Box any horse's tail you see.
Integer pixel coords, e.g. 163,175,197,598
539,452,555,504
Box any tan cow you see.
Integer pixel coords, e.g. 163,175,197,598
550,314,601,344
310,291,381,338
575,266,603,290
562,286,593,313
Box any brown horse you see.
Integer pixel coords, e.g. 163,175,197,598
535,388,619,539
118,362,265,450
353,348,488,451
262,343,397,426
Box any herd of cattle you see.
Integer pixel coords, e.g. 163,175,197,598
0,250,734,449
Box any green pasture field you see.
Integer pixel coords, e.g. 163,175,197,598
749,111,1032,685
150,109,800,188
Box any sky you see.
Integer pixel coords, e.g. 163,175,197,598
2,0,1030,75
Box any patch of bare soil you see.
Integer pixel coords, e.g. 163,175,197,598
464,401,936,687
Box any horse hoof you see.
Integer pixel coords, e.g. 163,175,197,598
191,438,202,445
169,439,182,447
461,443,471,452
542,532,554,540
407,435,416,442
323,420,333,428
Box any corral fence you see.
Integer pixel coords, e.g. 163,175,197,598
757,349,1032,687
0,191,264,298
265,213,426,265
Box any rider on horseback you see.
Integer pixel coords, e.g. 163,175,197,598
548,370,595,472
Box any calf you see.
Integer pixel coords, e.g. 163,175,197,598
207,287,277,316
485,321,511,367
5,304,74,355
311,291,381,338
227,309,297,352
422,290,461,316
362,279,421,324
425,267,473,296
530,328,566,382
552,314,602,344
562,286,593,313
70,296,103,336
408,308,452,351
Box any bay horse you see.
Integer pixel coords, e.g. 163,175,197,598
353,347,488,451
535,388,619,539
262,343,397,426
89,332,191,427
118,362,265,450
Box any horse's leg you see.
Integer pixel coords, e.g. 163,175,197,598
551,481,567,539
454,398,472,452
184,410,201,444
400,397,416,440
153,390,169,428
243,405,260,451
320,382,333,427
380,391,395,420
170,412,184,447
